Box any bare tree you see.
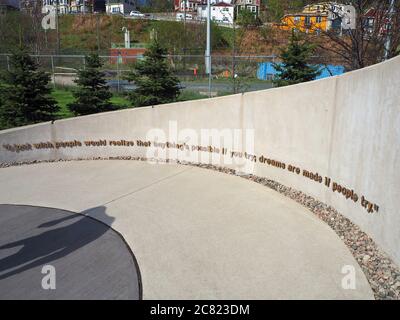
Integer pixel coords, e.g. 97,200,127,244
0,1,51,54
317,0,400,70
28,0,48,54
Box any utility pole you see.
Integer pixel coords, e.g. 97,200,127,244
183,0,187,72
56,0,60,55
206,0,212,97
183,0,187,26
96,13,100,53
384,0,396,60
231,13,236,94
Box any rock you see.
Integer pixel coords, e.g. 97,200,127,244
363,255,371,263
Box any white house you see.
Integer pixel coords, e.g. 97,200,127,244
302,2,357,31
197,2,234,24
42,0,70,14
210,0,233,4
174,0,233,12
106,0,136,15
329,3,356,31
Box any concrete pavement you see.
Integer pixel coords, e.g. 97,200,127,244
0,204,141,300
0,160,374,299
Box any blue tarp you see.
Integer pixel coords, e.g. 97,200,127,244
257,62,345,80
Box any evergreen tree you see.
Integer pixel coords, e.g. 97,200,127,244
273,31,321,87
125,40,181,107
68,54,116,116
0,47,58,129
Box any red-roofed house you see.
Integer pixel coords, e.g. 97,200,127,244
197,1,234,23
363,8,392,36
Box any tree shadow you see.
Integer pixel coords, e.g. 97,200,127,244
0,205,115,280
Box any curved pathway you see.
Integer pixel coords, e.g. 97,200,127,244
0,160,374,299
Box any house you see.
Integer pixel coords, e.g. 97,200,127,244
363,8,392,36
234,0,260,17
280,12,330,33
174,0,233,13
211,0,233,3
280,2,356,34
174,0,203,13
110,47,146,64
43,0,107,14
305,2,356,31
197,1,234,23
106,0,135,14
69,0,93,13
42,0,71,14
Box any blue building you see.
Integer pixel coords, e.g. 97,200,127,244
257,62,345,81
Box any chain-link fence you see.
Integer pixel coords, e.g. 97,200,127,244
0,53,276,97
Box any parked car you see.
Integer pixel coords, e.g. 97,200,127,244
130,10,145,18
176,13,193,21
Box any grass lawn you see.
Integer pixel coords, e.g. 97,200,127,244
177,90,208,102
52,89,131,119
51,88,228,120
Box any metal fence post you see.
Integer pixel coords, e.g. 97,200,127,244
6,55,10,71
272,54,276,81
51,55,56,89
117,53,121,93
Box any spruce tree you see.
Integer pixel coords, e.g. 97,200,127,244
125,40,181,107
68,54,116,116
273,31,321,87
0,47,58,129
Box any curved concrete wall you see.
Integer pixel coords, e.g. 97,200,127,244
1,56,400,266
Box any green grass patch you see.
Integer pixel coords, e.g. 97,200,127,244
110,94,131,107
177,90,208,102
51,88,131,119
52,89,74,119
51,87,225,121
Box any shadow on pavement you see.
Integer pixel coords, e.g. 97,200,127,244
0,205,114,280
